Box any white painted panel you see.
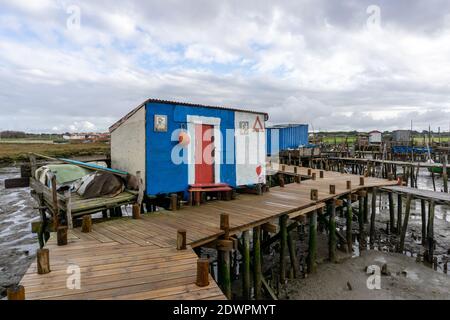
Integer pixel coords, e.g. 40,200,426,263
235,112,266,186
111,107,146,186
186,115,221,184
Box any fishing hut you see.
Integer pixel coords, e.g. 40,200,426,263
109,99,268,206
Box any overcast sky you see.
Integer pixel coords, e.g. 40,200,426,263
1,0,449,133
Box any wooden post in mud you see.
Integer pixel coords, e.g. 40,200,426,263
426,201,435,264
196,258,210,287
358,193,365,250
329,200,337,263
242,230,251,299
363,193,369,223
307,210,318,273
398,194,412,253
279,215,288,283
421,199,427,245
218,213,232,299
287,229,299,278
346,194,353,253
388,192,396,234
369,188,377,248
443,155,448,193
397,194,403,235
37,248,50,274
7,285,25,300
253,226,262,299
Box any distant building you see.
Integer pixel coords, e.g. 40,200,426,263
392,130,411,143
356,133,369,147
368,130,382,144
63,133,110,142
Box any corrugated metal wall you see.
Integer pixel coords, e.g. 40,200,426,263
266,124,309,155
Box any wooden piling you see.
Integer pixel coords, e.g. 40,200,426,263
279,215,288,283
196,258,210,287
443,155,448,193
307,210,317,273
369,188,377,248
177,229,187,250
346,180,351,190
220,213,230,240
398,194,412,253
170,194,178,211
132,203,141,219
37,248,50,274
426,201,435,264
363,194,369,223
310,189,318,200
81,215,92,233
242,230,251,299
218,241,232,299
253,226,262,299
320,170,324,178
7,285,25,300
388,192,395,234
397,194,402,235
56,226,68,246
421,199,427,245
359,177,365,186
346,194,353,253
287,230,299,278
50,174,59,230
329,200,337,263
312,172,317,180
358,195,365,250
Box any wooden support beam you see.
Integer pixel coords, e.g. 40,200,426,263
397,194,402,235
307,168,312,176
170,194,178,211
388,192,395,234
262,222,277,234
369,188,377,248
37,248,50,274
81,215,92,233
50,174,59,230
346,194,353,253
278,173,285,187
279,215,288,283
307,210,317,273
196,258,210,287
177,229,187,250
64,191,73,229
253,226,262,299
421,199,427,245
217,240,232,299
242,230,251,299
311,172,317,180
294,166,297,174
220,213,230,240
7,285,25,300
358,195,365,250
426,201,435,264
329,200,337,263
320,170,324,178
287,230,299,278
398,194,412,253
132,203,141,219
56,226,68,246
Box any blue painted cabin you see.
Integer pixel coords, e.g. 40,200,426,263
266,124,309,155
110,99,268,198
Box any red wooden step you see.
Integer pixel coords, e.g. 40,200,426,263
189,187,232,192
189,183,229,188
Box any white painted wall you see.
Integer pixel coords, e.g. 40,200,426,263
369,132,382,143
235,112,266,186
111,107,146,186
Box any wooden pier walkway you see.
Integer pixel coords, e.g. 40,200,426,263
381,185,450,205
19,166,398,300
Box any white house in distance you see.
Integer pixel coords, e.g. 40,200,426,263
368,130,382,144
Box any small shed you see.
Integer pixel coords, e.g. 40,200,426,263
368,130,382,144
109,99,268,198
266,124,309,155
392,130,411,143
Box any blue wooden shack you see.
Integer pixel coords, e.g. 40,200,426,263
109,99,268,198
266,124,309,155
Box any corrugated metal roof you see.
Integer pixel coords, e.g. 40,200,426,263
109,98,269,133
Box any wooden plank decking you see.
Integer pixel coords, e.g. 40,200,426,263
381,185,450,205
20,166,398,300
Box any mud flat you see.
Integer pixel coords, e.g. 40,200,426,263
0,167,38,298
284,250,450,300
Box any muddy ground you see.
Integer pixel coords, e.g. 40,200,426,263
0,167,38,298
